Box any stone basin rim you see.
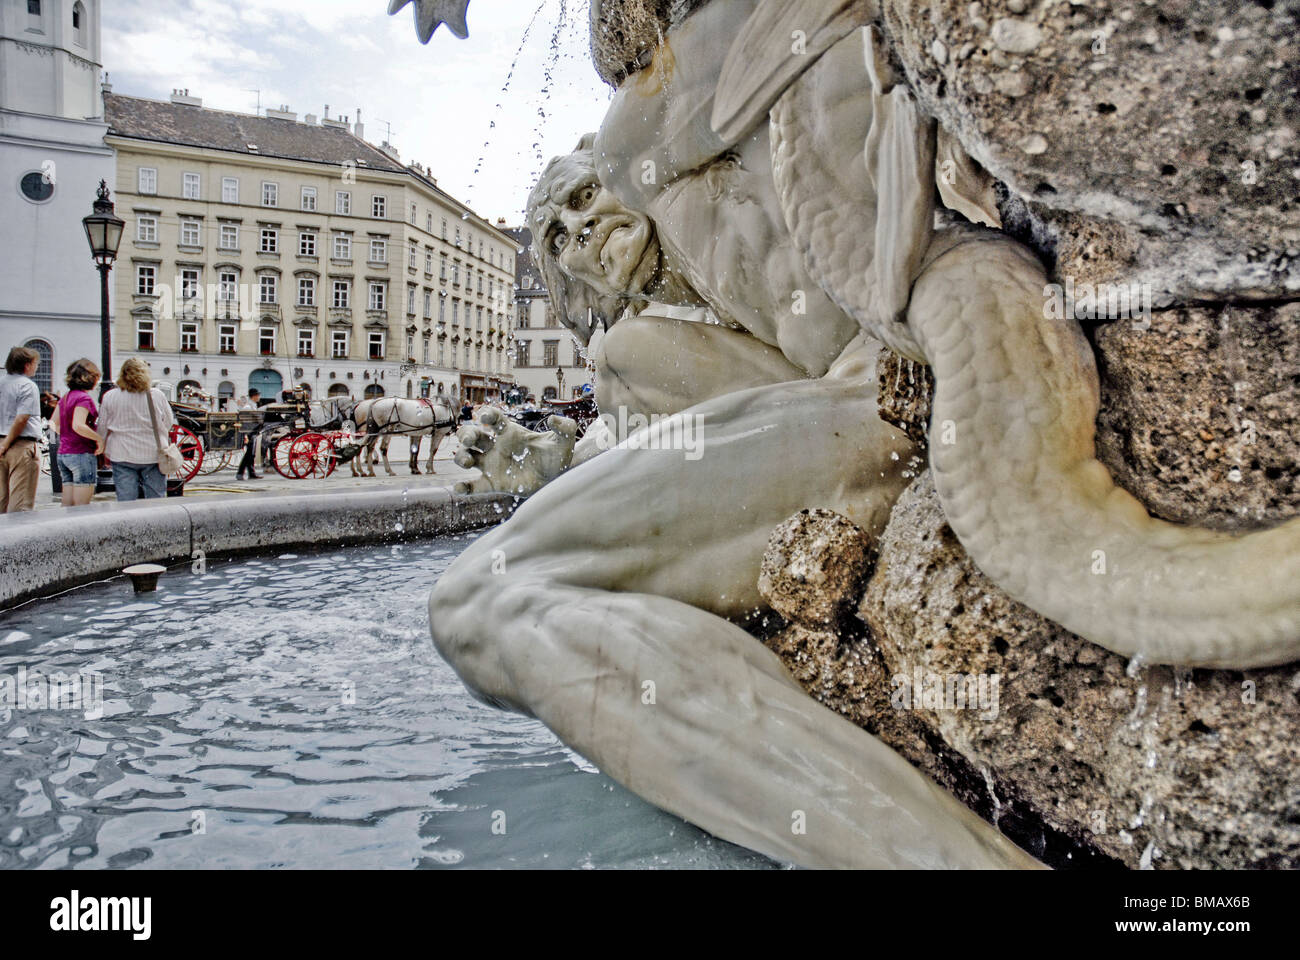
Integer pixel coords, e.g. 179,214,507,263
0,488,517,611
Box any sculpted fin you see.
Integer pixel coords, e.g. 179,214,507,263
711,0,875,145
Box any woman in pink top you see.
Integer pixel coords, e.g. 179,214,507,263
56,358,103,507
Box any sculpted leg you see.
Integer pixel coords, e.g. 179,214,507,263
910,238,1300,667
430,360,1041,868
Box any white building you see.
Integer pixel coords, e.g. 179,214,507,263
0,0,114,394
104,92,516,407
506,227,593,402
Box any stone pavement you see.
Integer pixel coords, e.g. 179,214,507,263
34,436,479,512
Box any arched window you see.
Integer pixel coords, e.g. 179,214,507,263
327,383,351,398
363,384,385,399
218,380,235,399
24,338,53,394
72,2,87,46
405,380,413,398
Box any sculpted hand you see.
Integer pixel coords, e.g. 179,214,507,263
452,408,578,496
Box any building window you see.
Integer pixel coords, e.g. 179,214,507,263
180,322,199,352
407,287,416,315
299,232,316,256
180,268,200,301
298,277,315,306
72,2,86,44
371,195,386,219
137,167,157,194
410,202,417,225
24,338,52,393
406,332,414,357
222,177,239,203
408,245,417,269
454,226,461,248
218,324,236,353
368,332,385,360
301,186,317,211
332,280,350,308
259,275,278,304
475,345,482,370
543,340,558,367
137,216,157,243
438,255,446,280
452,301,459,325
422,338,430,363
297,328,314,357
424,291,432,318
260,228,278,253
423,250,432,274
369,238,386,262
218,271,237,301
331,330,349,358
437,340,445,366
136,265,156,295
333,235,351,260
440,218,447,240
219,223,239,249
438,297,445,323
476,306,483,330
368,282,386,311
183,172,200,200
136,317,155,350
477,273,483,294
262,181,278,206
517,305,528,328
259,328,276,355
180,219,201,246
335,191,350,215
426,212,433,232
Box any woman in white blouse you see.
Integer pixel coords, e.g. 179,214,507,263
99,358,174,500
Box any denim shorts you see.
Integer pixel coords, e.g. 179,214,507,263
57,452,99,486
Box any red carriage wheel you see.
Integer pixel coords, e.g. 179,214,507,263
168,424,204,483
271,433,299,479
288,433,335,479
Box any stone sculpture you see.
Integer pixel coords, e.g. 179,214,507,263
395,0,1300,867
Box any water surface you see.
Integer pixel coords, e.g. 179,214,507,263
0,538,778,869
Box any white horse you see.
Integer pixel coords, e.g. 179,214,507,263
364,397,458,475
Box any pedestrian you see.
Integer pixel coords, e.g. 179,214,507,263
235,394,252,411
99,357,173,501
56,359,103,507
0,346,42,512
235,388,263,480
41,390,62,499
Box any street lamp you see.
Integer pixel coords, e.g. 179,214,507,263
82,180,125,396
556,365,565,399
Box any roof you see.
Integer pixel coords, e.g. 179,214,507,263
104,93,405,172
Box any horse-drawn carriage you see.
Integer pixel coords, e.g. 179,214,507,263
508,395,599,438
167,389,359,482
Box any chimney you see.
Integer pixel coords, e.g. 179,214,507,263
304,113,318,125
324,104,330,119
101,71,112,93
266,104,298,121
170,88,202,107
353,107,365,141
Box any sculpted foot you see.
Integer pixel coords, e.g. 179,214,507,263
452,408,577,496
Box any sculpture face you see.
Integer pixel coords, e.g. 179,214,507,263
538,180,661,300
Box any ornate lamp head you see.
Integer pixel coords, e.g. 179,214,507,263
387,0,471,42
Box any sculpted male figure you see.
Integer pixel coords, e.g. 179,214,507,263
433,1,1041,867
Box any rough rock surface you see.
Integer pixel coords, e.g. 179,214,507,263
589,0,708,86
758,509,876,627
857,472,1300,870
876,348,935,449
882,0,1300,301
1094,301,1300,529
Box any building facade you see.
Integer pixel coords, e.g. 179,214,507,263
104,91,515,406
0,0,114,394
506,227,594,403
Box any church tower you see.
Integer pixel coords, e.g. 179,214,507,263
0,0,114,395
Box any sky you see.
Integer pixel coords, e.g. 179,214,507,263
103,0,612,226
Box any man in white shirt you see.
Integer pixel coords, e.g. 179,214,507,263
0,346,43,512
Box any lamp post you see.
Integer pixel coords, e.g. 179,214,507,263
556,365,565,400
82,180,125,397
